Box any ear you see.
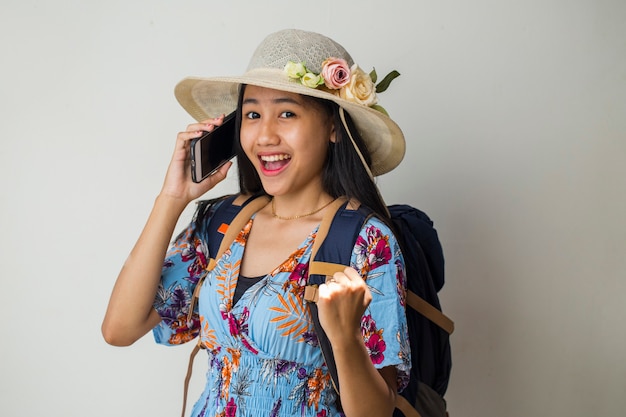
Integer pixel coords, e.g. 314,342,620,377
329,122,337,144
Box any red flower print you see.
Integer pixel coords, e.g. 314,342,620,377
368,235,391,270
222,307,258,354
365,333,386,365
361,315,377,335
181,246,196,263
354,225,392,274
225,398,237,417
180,239,208,280
395,259,407,306
288,263,309,288
226,312,239,336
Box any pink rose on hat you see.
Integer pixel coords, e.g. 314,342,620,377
321,58,351,90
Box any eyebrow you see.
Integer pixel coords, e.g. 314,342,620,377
242,97,303,106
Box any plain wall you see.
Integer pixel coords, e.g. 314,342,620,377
1,1,624,416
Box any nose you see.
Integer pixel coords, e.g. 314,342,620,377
256,117,280,146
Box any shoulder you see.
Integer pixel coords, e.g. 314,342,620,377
191,193,248,230
350,204,400,246
355,215,402,253
194,193,238,219
329,202,401,252
351,211,404,274
195,193,267,218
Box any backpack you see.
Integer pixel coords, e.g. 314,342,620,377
181,194,454,417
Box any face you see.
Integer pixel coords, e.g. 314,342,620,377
239,85,335,198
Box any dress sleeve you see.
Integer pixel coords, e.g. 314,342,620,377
152,221,209,346
351,217,412,392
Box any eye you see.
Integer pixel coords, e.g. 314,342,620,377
244,111,260,120
280,111,295,118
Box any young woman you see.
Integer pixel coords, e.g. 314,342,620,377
102,29,410,417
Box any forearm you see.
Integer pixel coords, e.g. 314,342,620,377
101,194,189,346
332,333,397,417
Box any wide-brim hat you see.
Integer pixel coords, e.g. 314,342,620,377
174,29,405,176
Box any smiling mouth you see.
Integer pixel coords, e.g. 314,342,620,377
260,154,291,171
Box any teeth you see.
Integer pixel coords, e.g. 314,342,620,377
260,154,291,162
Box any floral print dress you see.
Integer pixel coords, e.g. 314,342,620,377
153,203,411,417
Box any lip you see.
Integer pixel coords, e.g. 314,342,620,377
258,152,291,176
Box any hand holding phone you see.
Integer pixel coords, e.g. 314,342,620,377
190,112,237,183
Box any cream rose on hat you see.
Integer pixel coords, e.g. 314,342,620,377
174,28,406,176
339,65,377,107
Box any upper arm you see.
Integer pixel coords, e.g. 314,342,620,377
352,217,412,392
152,222,207,346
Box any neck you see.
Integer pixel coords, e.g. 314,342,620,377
270,193,336,221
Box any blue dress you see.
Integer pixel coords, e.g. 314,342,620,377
153,202,411,417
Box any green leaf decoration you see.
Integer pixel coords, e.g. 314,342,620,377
370,104,389,116
375,70,401,93
369,68,378,84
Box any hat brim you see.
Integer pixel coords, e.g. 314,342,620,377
174,68,405,176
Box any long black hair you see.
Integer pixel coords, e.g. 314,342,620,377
233,84,390,220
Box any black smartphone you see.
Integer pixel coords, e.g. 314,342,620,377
190,112,237,183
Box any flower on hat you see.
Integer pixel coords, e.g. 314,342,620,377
320,58,351,89
301,72,324,88
284,61,307,79
284,58,400,115
339,65,377,107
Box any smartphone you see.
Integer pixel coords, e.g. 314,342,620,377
190,112,237,183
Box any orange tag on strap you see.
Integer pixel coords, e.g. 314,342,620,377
217,223,229,235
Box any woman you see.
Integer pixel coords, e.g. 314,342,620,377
102,29,410,417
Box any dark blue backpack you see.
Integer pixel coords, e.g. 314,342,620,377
186,194,454,417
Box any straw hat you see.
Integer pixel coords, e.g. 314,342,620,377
174,28,405,176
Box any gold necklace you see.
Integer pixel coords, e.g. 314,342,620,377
271,198,337,220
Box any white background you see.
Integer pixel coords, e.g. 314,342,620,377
1,1,625,416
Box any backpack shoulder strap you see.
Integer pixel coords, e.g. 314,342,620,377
207,194,271,270
181,193,270,417
407,290,454,335
182,344,202,417
203,194,268,267
304,199,368,396
305,198,364,301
